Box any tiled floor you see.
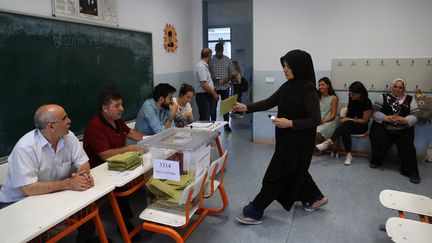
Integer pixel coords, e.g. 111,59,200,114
63,114,432,243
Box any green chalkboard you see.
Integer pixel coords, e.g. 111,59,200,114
0,11,153,157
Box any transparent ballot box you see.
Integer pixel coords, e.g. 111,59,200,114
139,127,217,181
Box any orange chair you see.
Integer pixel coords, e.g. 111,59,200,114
203,150,229,216
139,169,208,243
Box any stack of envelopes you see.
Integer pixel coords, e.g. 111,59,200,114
146,174,194,206
107,151,142,171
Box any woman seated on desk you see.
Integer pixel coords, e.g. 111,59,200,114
173,83,195,127
369,78,420,184
314,77,339,155
316,81,372,165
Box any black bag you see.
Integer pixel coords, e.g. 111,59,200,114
240,77,248,92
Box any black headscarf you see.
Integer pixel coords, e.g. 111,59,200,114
280,49,316,85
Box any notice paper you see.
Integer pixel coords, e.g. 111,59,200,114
220,94,238,116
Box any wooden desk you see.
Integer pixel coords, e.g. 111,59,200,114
91,152,153,243
0,180,114,243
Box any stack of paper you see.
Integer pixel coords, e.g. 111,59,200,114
146,174,193,205
107,151,142,171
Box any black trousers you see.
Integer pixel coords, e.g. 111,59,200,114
196,92,216,121
369,122,419,176
252,132,323,212
331,120,368,152
233,84,243,103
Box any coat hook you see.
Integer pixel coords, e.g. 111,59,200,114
411,60,415,65
365,60,370,66
380,60,385,66
396,60,400,66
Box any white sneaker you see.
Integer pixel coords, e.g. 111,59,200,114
316,140,332,152
344,153,353,165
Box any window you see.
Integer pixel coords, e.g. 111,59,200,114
208,27,231,58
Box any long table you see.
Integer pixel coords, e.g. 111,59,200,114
91,152,153,243
0,180,114,243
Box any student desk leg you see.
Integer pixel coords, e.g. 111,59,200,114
32,203,108,243
215,132,224,156
107,176,146,243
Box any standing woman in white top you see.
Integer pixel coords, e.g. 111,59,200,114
315,77,338,154
173,83,195,127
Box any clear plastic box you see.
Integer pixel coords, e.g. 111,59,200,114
138,127,217,181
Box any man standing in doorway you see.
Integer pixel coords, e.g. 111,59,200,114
209,42,235,132
195,48,219,121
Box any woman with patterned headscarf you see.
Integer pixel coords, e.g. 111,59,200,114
233,50,327,225
369,78,420,184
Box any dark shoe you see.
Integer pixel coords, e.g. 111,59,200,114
409,173,421,184
369,162,380,168
224,125,232,133
236,203,263,225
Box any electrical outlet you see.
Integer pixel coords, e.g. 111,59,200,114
265,77,275,83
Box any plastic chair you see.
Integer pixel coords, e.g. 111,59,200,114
139,169,208,243
202,150,229,216
379,189,432,223
332,107,370,158
385,217,432,243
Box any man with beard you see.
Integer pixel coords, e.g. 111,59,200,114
134,83,177,135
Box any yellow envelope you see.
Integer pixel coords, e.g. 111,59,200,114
220,94,238,116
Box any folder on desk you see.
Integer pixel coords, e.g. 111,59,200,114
106,151,142,171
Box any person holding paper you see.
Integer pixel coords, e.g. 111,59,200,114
0,104,98,241
83,91,145,237
209,42,235,132
84,91,145,168
195,48,219,121
233,50,327,225
173,83,195,127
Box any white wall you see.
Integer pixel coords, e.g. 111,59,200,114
252,0,432,152
0,0,202,81
254,0,432,72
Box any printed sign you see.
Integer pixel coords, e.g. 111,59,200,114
152,159,180,181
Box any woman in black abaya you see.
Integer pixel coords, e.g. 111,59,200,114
234,50,328,224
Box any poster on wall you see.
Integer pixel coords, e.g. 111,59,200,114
52,0,118,26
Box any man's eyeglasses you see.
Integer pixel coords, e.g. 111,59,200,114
49,115,69,124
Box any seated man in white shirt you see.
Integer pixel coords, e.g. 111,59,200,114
0,104,96,241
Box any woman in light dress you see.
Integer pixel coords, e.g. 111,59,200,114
173,83,195,127
314,77,338,155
